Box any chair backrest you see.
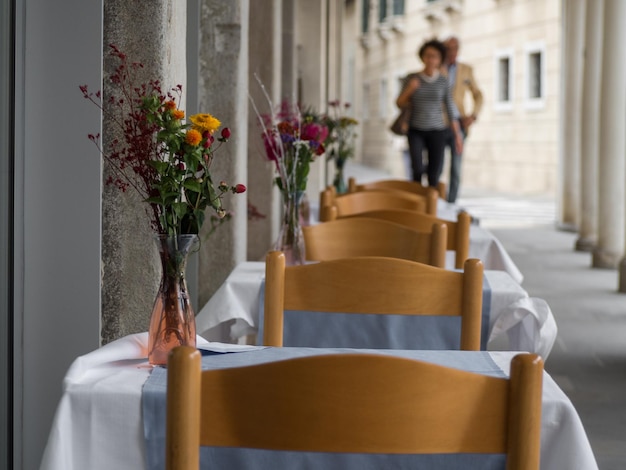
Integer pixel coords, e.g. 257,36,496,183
348,177,447,200
303,217,447,267
345,209,471,269
319,188,434,222
166,346,543,470
263,251,483,349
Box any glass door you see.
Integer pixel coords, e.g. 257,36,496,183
0,0,15,467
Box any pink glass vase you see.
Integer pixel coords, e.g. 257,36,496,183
148,234,198,366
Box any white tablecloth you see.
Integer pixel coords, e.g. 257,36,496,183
437,200,524,283
39,333,598,470
196,262,557,358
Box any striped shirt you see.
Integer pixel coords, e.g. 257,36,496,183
403,73,459,131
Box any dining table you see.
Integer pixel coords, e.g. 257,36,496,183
436,200,524,283
39,333,598,470
195,261,557,358
309,199,525,284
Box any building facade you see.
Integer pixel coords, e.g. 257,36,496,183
351,0,561,195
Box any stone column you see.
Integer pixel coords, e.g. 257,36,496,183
296,0,328,199
197,0,249,310
101,0,187,344
593,0,626,273
282,0,297,100
559,0,585,230
247,0,283,263
575,0,603,252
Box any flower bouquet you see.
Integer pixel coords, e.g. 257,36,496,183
322,100,358,193
81,45,246,364
251,86,327,265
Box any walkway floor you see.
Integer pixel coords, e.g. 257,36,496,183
490,224,626,470
344,162,626,469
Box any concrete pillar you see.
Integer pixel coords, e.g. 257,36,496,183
559,0,585,230
247,0,282,263
282,0,297,100
593,0,626,271
296,0,328,199
101,1,187,344
575,0,603,252
197,0,249,309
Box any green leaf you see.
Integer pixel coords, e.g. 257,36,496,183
172,202,188,219
183,179,202,193
147,160,170,174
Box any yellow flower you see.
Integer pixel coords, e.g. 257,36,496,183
172,109,185,120
185,129,202,146
190,113,221,134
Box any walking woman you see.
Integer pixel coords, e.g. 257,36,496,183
396,39,463,187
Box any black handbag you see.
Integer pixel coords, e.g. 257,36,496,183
390,72,418,136
390,107,410,136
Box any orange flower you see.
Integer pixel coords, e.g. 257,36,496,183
164,100,176,110
185,129,202,146
172,109,185,120
189,113,221,134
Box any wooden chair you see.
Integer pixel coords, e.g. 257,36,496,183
263,251,484,349
344,209,471,269
348,176,447,200
303,217,447,267
166,346,543,470
319,187,436,222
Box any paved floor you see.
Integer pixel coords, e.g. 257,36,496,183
344,163,626,469
459,193,625,470
489,224,626,470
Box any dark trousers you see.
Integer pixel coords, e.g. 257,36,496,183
407,128,447,187
443,122,466,203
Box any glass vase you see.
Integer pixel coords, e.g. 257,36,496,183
333,159,347,194
299,191,311,227
148,234,198,366
274,191,306,265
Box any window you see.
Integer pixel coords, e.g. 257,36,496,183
498,58,510,101
528,52,541,98
494,48,514,111
524,42,546,109
379,0,387,22
393,0,405,15
362,0,370,33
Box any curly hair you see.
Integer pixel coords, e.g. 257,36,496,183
418,39,447,63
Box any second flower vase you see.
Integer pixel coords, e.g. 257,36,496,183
274,191,306,265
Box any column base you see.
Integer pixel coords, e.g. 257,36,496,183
619,258,626,293
592,247,621,269
556,221,578,233
574,236,596,252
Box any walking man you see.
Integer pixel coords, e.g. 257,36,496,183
443,37,483,203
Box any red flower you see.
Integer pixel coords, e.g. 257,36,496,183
234,183,247,193
277,121,295,136
262,133,280,162
221,127,231,139
302,122,329,143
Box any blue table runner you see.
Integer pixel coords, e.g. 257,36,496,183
142,347,506,470
257,275,492,350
